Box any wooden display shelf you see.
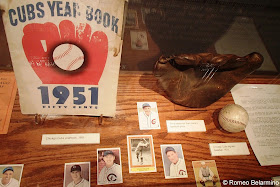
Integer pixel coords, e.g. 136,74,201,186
1,71,280,186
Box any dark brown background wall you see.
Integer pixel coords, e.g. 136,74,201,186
0,11,12,69
1,0,280,72
121,0,280,71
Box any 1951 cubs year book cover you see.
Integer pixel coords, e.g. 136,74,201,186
1,0,127,116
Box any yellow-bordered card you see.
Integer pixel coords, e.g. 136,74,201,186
127,135,156,173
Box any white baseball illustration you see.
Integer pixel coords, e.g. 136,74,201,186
218,104,249,133
53,43,84,71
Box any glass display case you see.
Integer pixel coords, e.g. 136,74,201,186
0,0,279,186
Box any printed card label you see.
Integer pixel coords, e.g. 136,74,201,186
209,142,250,156
41,133,100,145
166,120,206,133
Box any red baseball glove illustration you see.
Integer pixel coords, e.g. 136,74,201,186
22,20,108,85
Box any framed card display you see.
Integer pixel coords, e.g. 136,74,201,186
0,0,127,116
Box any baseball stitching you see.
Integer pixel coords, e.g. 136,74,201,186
220,114,246,127
67,56,84,70
53,44,73,61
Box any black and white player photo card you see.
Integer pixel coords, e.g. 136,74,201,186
97,148,123,185
0,164,24,187
64,162,90,187
137,102,161,130
127,135,157,173
160,144,188,179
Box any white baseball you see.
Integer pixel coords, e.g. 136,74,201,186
218,104,249,133
53,43,84,71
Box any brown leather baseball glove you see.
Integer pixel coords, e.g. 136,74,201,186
153,52,263,108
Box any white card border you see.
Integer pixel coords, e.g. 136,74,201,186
137,102,161,130
96,147,123,185
63,161,91,187
160,144,188,179
0,164,24,185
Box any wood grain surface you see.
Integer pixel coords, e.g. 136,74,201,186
1,71,280,187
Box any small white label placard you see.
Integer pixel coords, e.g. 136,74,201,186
209,142,250,156
166,120,206,133
41,133,100,145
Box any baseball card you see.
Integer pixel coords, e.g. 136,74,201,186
130,30,149,50
0,0,127,116
97,148,123,185
160,144,188,179
125,9,138,29
127,135,156,173
64,162,90,187
0,164,24,187
192,160,221,187
137,102,161,130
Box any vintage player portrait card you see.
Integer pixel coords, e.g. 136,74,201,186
127,135,157,173
125,9,138,28
130,30,149,50
137,102,161,130
192,160,221,187
160,144,188,179
97,148,123,185
64,162,90,187
0,164,24,186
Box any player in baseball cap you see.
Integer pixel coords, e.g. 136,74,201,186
165,147,176,154
142,103,151,108
1,166,20,186
199,161,217,187
139,102,160,129
103,150,115,157
165,147,179,165
165,146,187,177
2,167,14,174
67,164,89,187
135,139,149,165
98,150,122,185
71,165,81,172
